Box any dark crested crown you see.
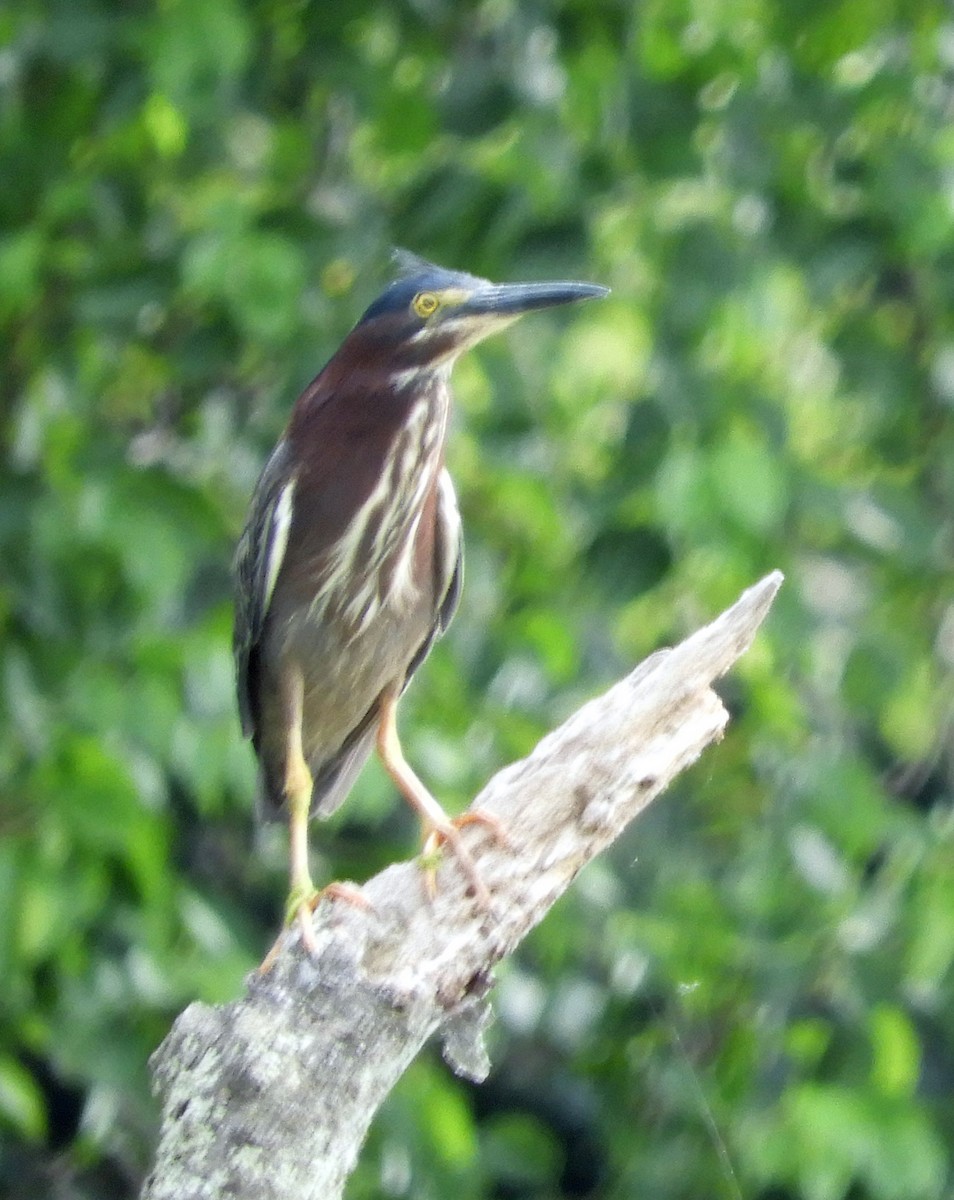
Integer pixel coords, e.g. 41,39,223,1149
358,251,486,324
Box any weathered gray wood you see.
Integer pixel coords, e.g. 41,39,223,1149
142,571,783,1200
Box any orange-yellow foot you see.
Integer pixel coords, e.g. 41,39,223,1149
420,809,508,904
258,881,371,973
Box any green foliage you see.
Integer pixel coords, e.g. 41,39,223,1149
2,1,954,1197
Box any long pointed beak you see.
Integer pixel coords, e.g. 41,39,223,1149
459,279,609,318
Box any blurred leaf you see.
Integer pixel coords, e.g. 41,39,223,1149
0,1058,46,1143
869,1005,919,1100
710,427,789,535
481,1112,562,1190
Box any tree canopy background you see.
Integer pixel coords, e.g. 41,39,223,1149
2,1,954,1198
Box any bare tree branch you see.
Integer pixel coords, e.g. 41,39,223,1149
142,571,783,1200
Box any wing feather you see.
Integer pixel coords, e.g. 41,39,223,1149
233,440,296,738
403,468,462,687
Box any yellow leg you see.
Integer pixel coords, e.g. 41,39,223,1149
258,671,320,971
285,670,322,952
376,690,497,907
258,670,371,973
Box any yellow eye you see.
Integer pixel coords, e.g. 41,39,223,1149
412,291,440,318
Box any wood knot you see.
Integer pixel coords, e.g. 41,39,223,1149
572,783,592,815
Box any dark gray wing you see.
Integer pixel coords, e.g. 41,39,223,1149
233,439,296,738
404,469,463,687
434,468,464,633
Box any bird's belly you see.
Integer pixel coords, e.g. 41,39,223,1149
284,586,432,766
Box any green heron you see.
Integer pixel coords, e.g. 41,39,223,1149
234,253,608,958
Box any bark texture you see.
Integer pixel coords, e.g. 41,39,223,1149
142,571,783,1200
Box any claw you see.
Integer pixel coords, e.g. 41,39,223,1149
258,882,371,973
419,808,507,906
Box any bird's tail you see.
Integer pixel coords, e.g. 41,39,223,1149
308,723,377,818
254,761,286,823
253,722,377,822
